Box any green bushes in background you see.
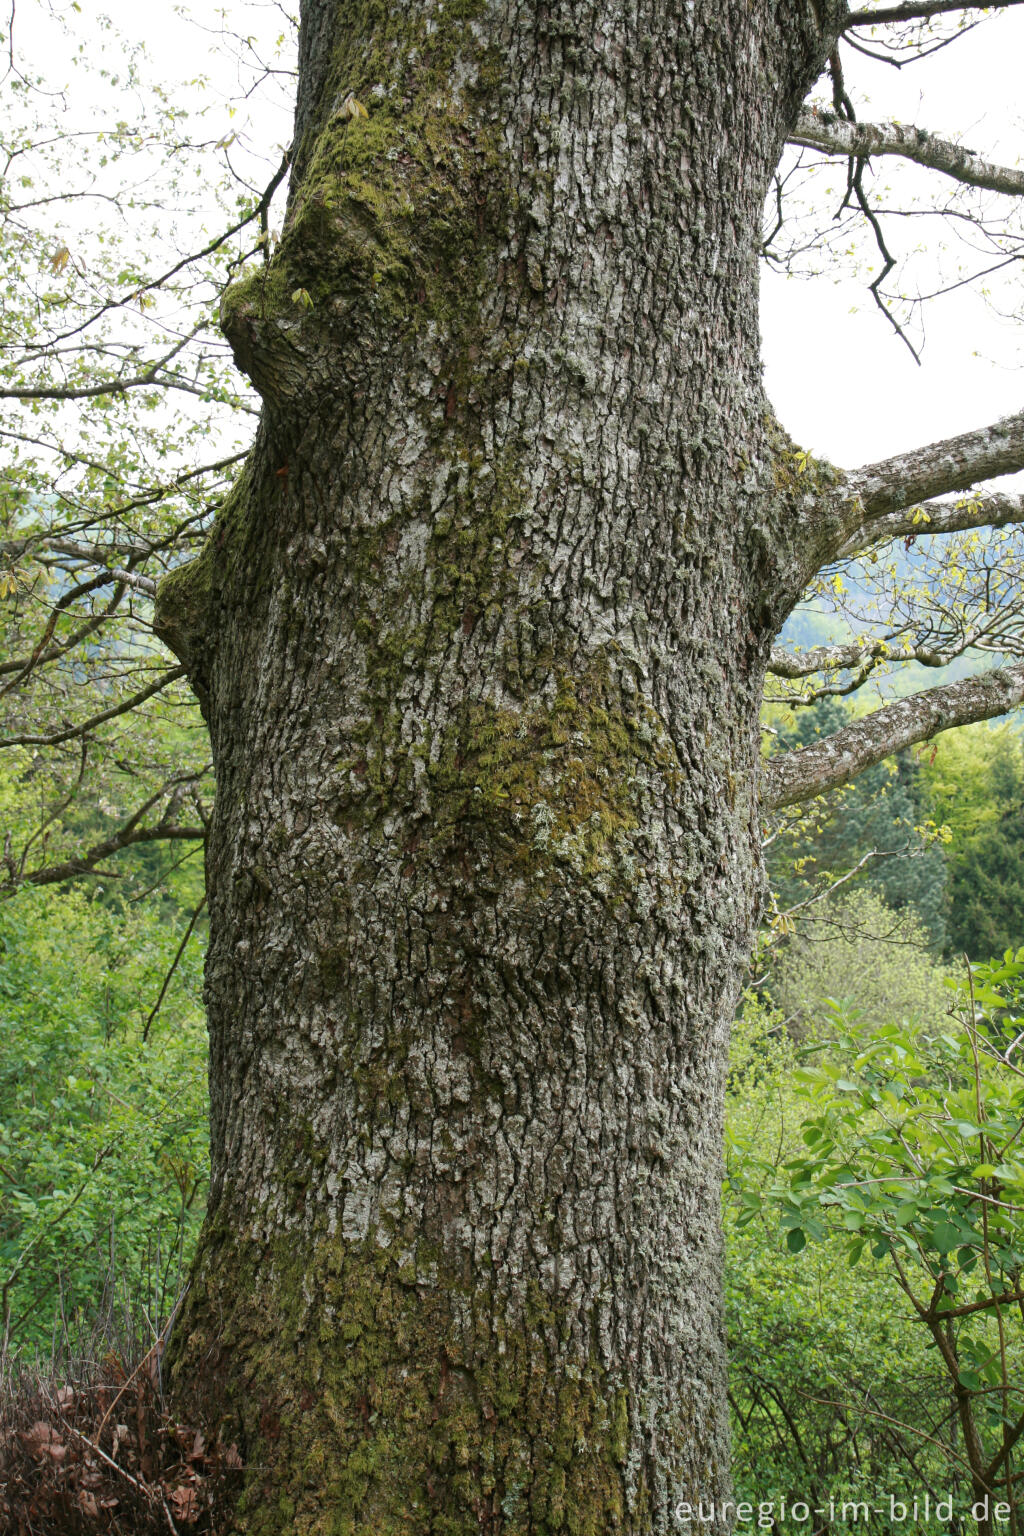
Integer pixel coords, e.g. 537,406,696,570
0,884,208,1350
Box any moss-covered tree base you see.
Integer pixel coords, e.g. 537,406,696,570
171,1225,653,1535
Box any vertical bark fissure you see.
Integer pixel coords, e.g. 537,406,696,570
158,4,839,1531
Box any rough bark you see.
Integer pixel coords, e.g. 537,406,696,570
846,409,1024,525
155,3,844,1532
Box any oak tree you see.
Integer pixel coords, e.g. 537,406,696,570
7,0,1024,1531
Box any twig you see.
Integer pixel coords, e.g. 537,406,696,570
142,895,207,1043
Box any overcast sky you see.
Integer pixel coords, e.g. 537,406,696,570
16,2,1024,479
761,9,1024,470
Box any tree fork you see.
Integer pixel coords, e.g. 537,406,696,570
158,3,845,1532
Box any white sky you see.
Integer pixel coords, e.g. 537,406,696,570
761,9,1024,470
14,2,1024,478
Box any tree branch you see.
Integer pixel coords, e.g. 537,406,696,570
845,0,1024,26
838,490,1024,559
790,109,1024,197
767,635,959,678
0,586,126,689
846,409,1024,524
38,150,291,351
9,821,206,892
761,662,1024,808
1,665,186,748
0,324,204,403
1,770,209,892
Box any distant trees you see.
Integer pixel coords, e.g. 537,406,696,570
767,703,1024,964
768,697,948,946
929,727,1024,959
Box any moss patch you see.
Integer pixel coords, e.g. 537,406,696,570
170,1226,639,1535
766,416,842,500
222,0,513,353
424,664,679,884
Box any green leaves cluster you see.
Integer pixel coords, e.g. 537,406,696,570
0,882,208,1350
746,964,1024,1282
725,997,960,1523
926,725,1024,960
729,955,1024,1514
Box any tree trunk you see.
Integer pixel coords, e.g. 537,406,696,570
156,3,842,1530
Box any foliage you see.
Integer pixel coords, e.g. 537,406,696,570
763,888,950,1036
925,726,1024,960
0,2,297,895
766,698,948,945
726,1000,964,1529
730,958,1024,1519
0,881,208,1351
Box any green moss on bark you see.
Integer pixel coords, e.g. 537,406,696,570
221,0,513,367
171,1226,640,1535
424,663,679,885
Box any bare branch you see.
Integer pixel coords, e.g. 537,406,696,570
845,1,1024,26
761,662,1024,808
847,409,1024,523
13,822,205,890
37,150,291,351
768,636,958,678
790,110,1024,197
767,642,880,679
0,323,204,402
141,894,206,1044
1,665,186,748
0,585,126,688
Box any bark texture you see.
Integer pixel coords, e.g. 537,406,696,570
847,408,1024,523
156,3,842,1531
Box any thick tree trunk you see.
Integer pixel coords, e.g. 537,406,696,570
157,3,842,1531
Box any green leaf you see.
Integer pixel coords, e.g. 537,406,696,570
931,1222,959,1254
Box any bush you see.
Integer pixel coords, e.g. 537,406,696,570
0,885,208,1350
763,889,949,1037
